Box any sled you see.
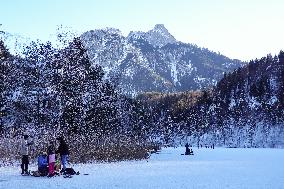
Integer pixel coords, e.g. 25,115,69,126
181,153,194,155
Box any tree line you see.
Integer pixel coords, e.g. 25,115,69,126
0,38,155,163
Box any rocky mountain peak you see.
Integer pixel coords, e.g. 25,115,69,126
127,24,176,47
152,24,170,35
145,24,176,47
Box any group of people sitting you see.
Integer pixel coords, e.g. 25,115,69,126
20,134,69,177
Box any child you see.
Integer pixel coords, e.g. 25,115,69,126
55,156,61,173
47,142,56,177
38,152,48,176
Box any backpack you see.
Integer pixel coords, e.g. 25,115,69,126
64,168,76,175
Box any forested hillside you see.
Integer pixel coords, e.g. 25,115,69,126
138,52,284,148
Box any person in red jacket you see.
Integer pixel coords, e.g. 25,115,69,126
47,142,56,177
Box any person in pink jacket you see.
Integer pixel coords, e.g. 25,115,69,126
47,142,56,177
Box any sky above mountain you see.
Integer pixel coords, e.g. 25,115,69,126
1,0,284,61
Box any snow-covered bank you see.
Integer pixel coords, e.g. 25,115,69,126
1,147,284,189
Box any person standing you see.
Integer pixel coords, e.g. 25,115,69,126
19,134,33,175
56,136,69,173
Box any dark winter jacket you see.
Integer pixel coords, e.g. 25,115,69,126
48,145,55,155
56,139,69,156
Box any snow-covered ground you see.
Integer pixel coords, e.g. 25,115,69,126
1,147,284,189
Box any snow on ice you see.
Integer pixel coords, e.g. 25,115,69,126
1,147,284,189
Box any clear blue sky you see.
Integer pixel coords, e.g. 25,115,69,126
1,0,284,61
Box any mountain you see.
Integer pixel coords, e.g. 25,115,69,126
81,24,244,96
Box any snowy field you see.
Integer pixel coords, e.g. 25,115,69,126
1,147,284,189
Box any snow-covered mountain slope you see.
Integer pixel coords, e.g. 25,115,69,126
81,25,243,96
1,147,284,189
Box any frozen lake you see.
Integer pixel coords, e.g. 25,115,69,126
1,147,284,189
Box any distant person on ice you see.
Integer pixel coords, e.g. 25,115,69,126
185,143,193,155
19,134,33,175
185,143,190,155
56,136,69,173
